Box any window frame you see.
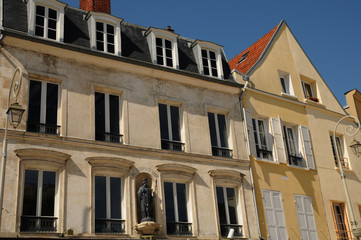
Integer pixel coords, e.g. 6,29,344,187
330,201,352,240
86,12,123,56
207,111,232,158
330,135,349,169
251,117,273,161
94,91,123,143
27,0,66,42
301,81,314,99
191,40,224,79
283,124,306,168
27,79,61,135
145,27,180,69
16,148,70,234
278,71,294,96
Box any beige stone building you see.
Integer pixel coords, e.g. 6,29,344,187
0,0,259,239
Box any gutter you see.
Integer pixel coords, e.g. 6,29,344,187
238,75,264,240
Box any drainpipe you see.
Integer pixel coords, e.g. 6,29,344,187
238,75,264,240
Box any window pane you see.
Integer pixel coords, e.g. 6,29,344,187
28,80,41,124
280,77,287,93
166,58,173,67
209,51,216,60
110,177,121,219
227,188,237,224
23,170,38,216
203,66,209,76
35,26,44,37
48,29,56,40
165,39,171,49
166,49,172,58
201,49,207,58
96,22,104,31
48,8,57,19
96,41,104,51
36,6,45,16
107,24,114,34
156,38,162,46
95,176,106,219
48,19,57,30
46,83,58,125
217,114,228,148
170,106,180,141
258,120,267,149
95,92,105,141
96,31,104,42
107,34,114,44
107,44,115,54
208,112,217,147
164,182,175,222
36,16,44,27
211,68,218,77
109,95,119,134
176,183,188,222
159,104,169,140
41,171,56,216
156,46,163,56
157,56,164,65
202,57,209,67
216,187,227,224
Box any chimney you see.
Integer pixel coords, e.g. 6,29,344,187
80,0,111,14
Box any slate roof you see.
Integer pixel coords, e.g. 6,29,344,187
1,0,236,85
229,23,280,75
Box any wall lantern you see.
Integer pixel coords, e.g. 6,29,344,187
6,102,25,129
350,139,361,157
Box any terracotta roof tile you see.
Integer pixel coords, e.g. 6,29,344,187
229,24,279,74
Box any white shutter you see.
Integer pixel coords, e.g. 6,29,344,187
263,190,288,240
243,108,257,157
270,117,287,163
295,195,318,240
299,126,315,169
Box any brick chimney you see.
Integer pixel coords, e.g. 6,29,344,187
80,0,111,14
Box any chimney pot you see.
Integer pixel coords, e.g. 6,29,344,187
80,0,111,14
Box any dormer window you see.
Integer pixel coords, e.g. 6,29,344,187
145,27,180,69
191,40,224,79
86,12,123,55
27,0,66,42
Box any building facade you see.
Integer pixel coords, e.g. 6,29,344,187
0,0,259,239
230,21,361,240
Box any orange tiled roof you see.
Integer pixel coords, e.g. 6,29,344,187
229,24,279,75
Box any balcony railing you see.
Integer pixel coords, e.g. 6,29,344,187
334,156,350,169
96,132,123,144
212,146,233,158
220,224,243,237
95,218,125,234
166,222,192,236
161,139,185,152
20,216,57,232
288,155,305,167
256,148,273,160
27,122,60,135
335,229,353,240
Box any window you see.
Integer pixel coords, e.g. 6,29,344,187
283,125,305,167
330,136,349,169
279,72,294,95
262,190,288,240
202,49,218,77
216,187,242,237
95,92,122,143
27,0,66,41
21,170,57,232
96,22,115,54
164,182,191,236
156,38,173,67
208,112,232,157
158,103,184,151
27,80,60,135
331,202,352,240
191,40,224,79
302,82,314,98
209,170,244,238
95,176,124,233
16,148,69,234
86,12,122,55
252,118,273,160
294,195,318,240
145,27,179,69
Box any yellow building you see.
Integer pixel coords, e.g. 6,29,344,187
230,20,361,240
345,89,361,120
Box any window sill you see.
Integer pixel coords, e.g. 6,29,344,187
253,157,279,165
281,92,298,101
18,232,61,238
287,164,314,171
304,98,326,108
334,167,354,174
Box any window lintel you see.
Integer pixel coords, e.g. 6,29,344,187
28,0,67,11
87,157,134,175
85,11,123,25
191,40,222,52
156,164,196,180
144,27,179,41
209,169,244,185
15,148,69,168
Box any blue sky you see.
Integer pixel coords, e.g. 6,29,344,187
62,0,361,107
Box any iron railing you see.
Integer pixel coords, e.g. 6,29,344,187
96,132,123,144
161,139,185,152
220,224,243,237
212,146,233,158
27,122,60,135
334,156,350,169
166,222,192,236
20,216,57,232
288,155,305,167
256,148,273,160
95,218,125,234
335,229,353,240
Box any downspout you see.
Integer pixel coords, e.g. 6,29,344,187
239,74,264,240
0,0,4,31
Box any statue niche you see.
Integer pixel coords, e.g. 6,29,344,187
137,177,154,222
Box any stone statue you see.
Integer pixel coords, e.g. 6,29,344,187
137,178,154,222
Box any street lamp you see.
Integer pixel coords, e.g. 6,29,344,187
0,67,25,230
333,115,361,238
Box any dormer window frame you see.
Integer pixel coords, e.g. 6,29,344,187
145,27,180,69
191,40,224,79
27,0,66,42
86,12,123,56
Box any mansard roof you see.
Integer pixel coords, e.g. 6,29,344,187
229,21,282,75
1,0,237,86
